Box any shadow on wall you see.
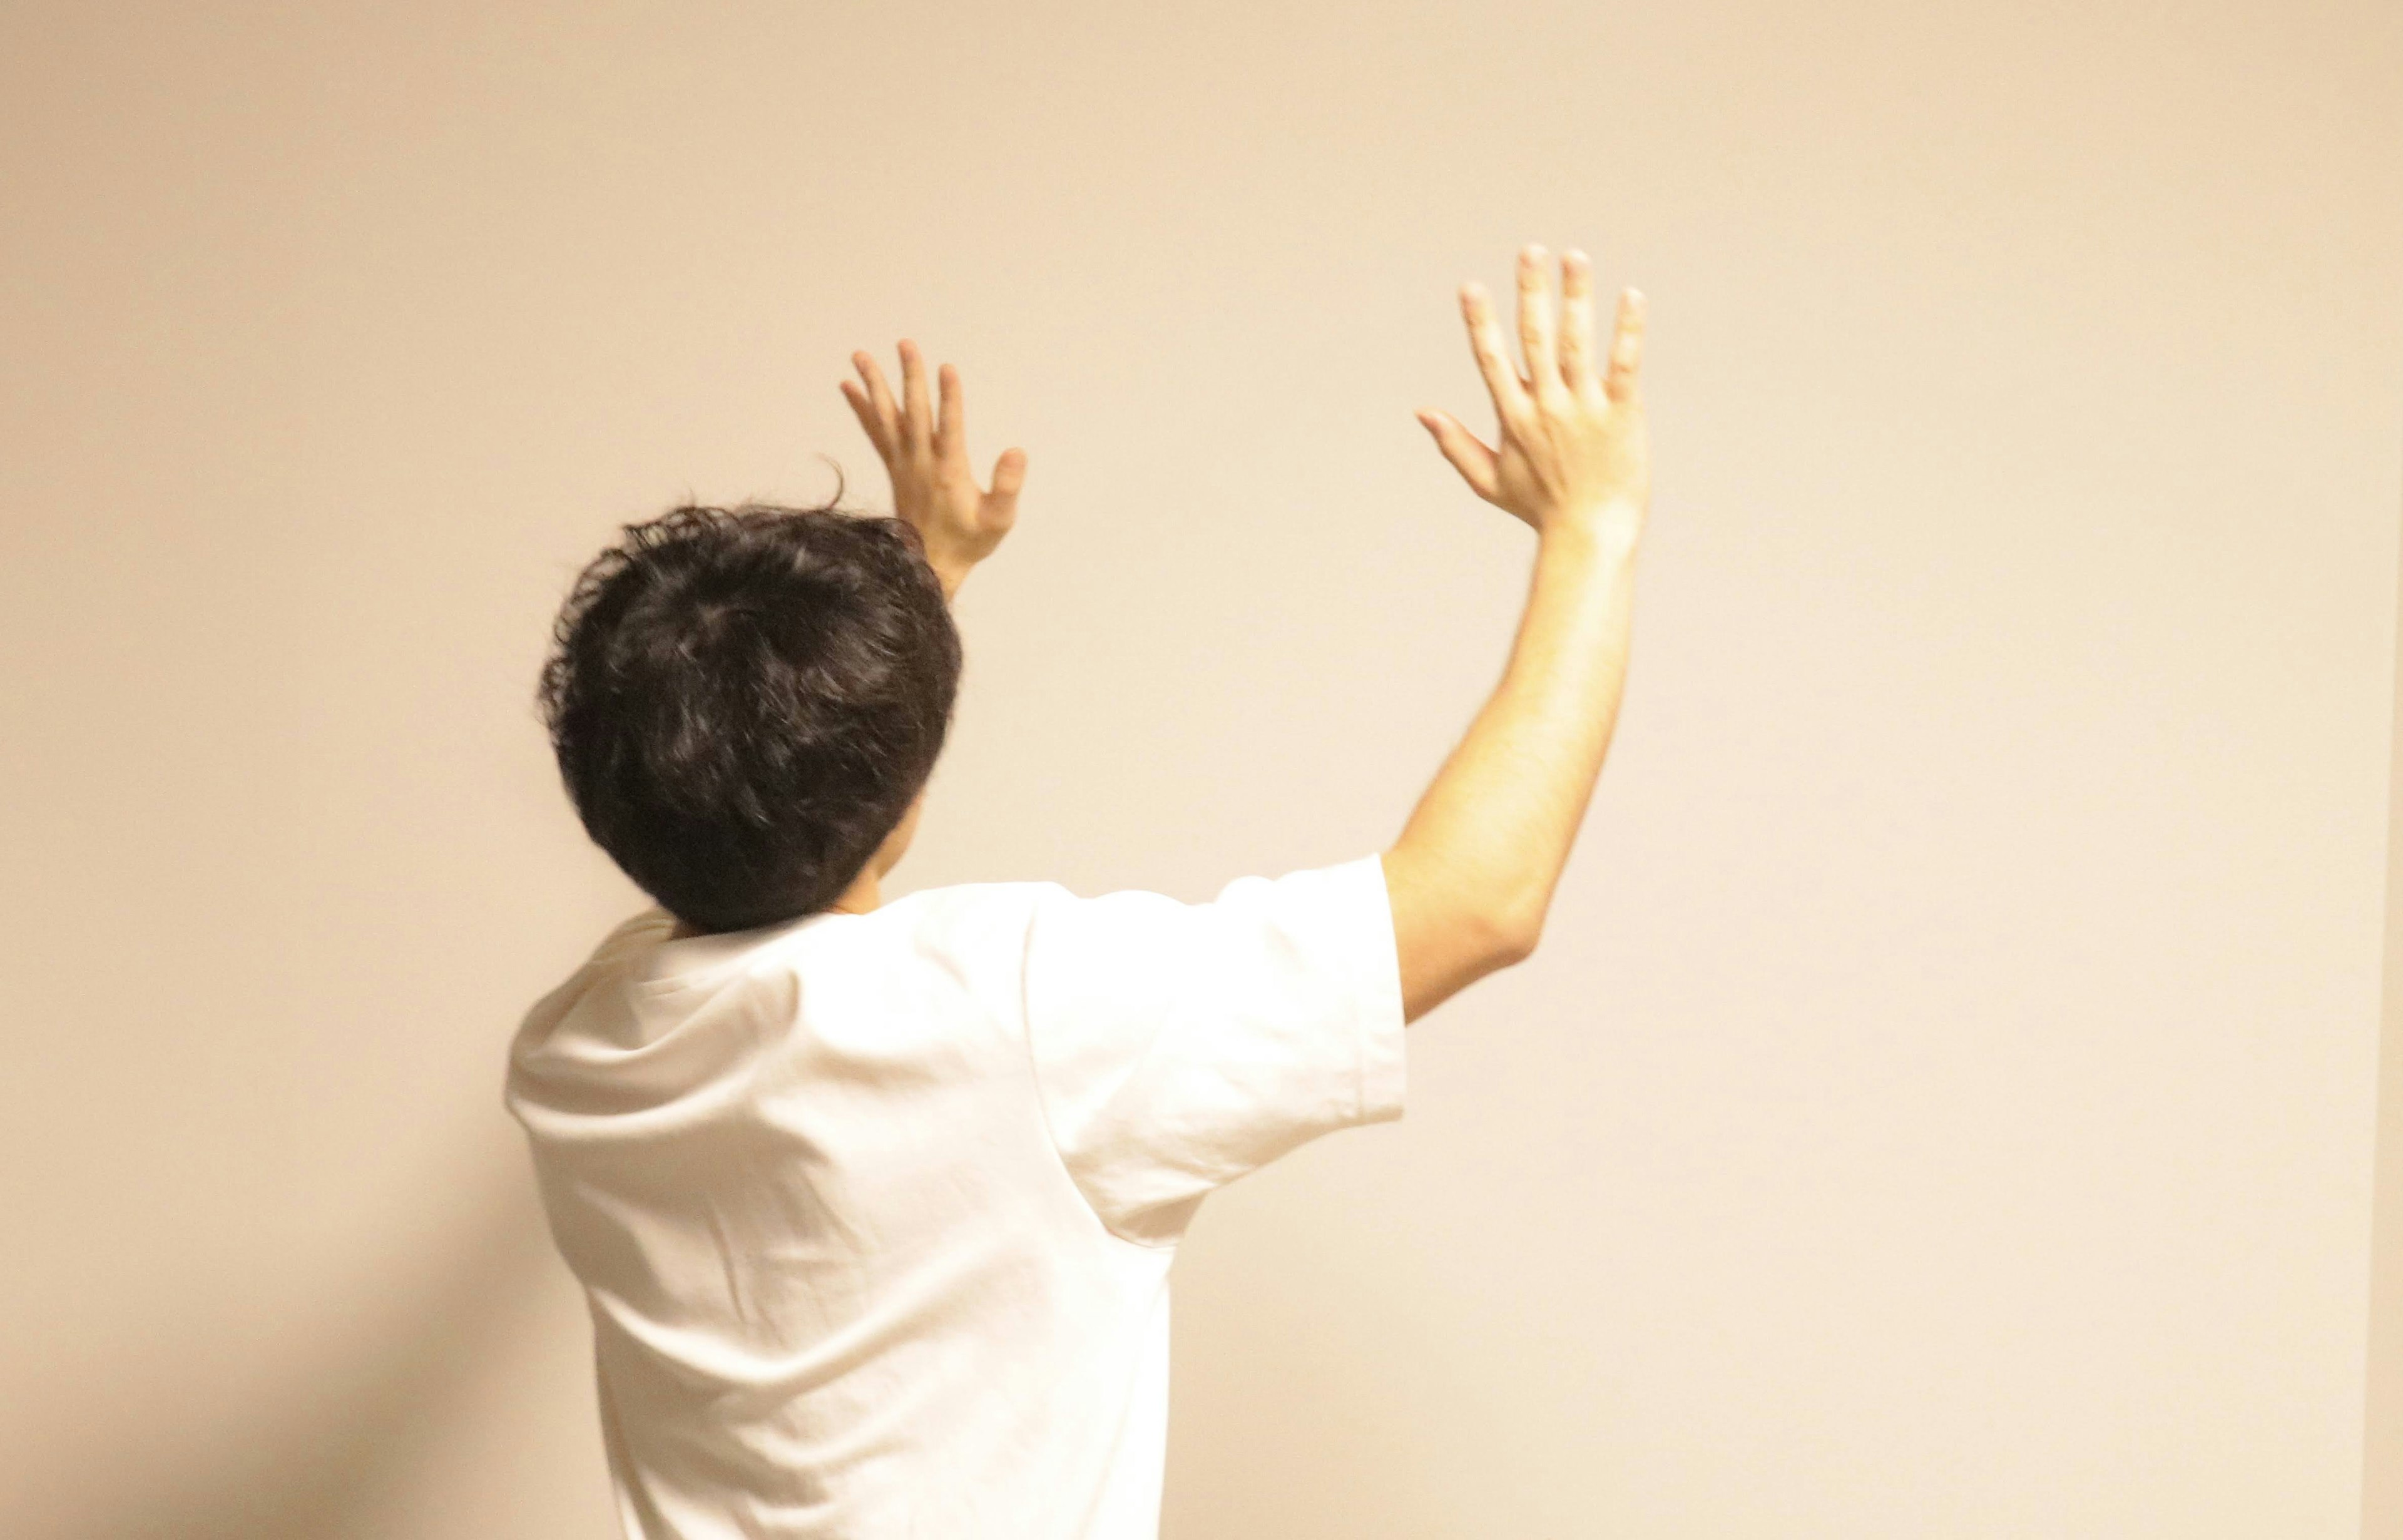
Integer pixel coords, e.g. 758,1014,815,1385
79,1167,566,1540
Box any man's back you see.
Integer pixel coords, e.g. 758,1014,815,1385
511,242,1651,1536
504,857,1406,1539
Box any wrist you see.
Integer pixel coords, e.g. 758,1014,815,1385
912,534,976,601
1537,504,1643,561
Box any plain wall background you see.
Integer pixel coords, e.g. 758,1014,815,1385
4,3,2399,1536
2374,498,2403,1538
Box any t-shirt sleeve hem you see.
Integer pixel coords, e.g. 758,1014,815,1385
1340,852,1408,1125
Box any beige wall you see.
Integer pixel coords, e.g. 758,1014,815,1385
2375,497,2403,1539
4,3,2399,1536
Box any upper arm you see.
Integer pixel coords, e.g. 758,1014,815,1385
1378,844,1533,1026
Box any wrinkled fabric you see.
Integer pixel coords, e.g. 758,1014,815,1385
504,853,1406,1539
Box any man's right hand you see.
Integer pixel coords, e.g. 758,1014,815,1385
1417,244,1648,546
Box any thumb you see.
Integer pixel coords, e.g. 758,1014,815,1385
1417,409,1500,503
987,447,1028,507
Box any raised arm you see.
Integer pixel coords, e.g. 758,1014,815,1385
841,340,1027,601
1384,244,1650,1024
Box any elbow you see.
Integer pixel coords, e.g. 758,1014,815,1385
1486,904,1544,967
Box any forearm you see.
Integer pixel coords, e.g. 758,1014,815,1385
1392,517,1639,947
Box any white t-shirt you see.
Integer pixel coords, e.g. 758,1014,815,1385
503,852,1407,1539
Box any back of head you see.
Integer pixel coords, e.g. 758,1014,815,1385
539,498,960,934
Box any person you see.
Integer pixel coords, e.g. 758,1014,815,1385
503,243,1649,1539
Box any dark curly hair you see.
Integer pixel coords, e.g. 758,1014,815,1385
538,494,960,934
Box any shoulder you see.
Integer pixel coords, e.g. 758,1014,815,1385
892,877,1062,924
875,857,1392,981
513,906,670,1024
880,878,1195,997
875,878,1066,969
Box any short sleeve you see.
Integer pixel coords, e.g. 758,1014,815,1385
1021,852,1407,1246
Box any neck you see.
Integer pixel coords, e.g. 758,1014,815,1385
666,869,884,940
830,867,882,915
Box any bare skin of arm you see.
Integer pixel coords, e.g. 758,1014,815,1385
814,341,1023,919
1384,244,1651,1025
834,272,1647,1021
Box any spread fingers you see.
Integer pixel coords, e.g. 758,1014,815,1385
849,351,901,450
1516,245,1561,397
1605,288,1646,404
1461,283,1530,426
936,362,966,466
1558,250,1598,395
898,340,932,449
